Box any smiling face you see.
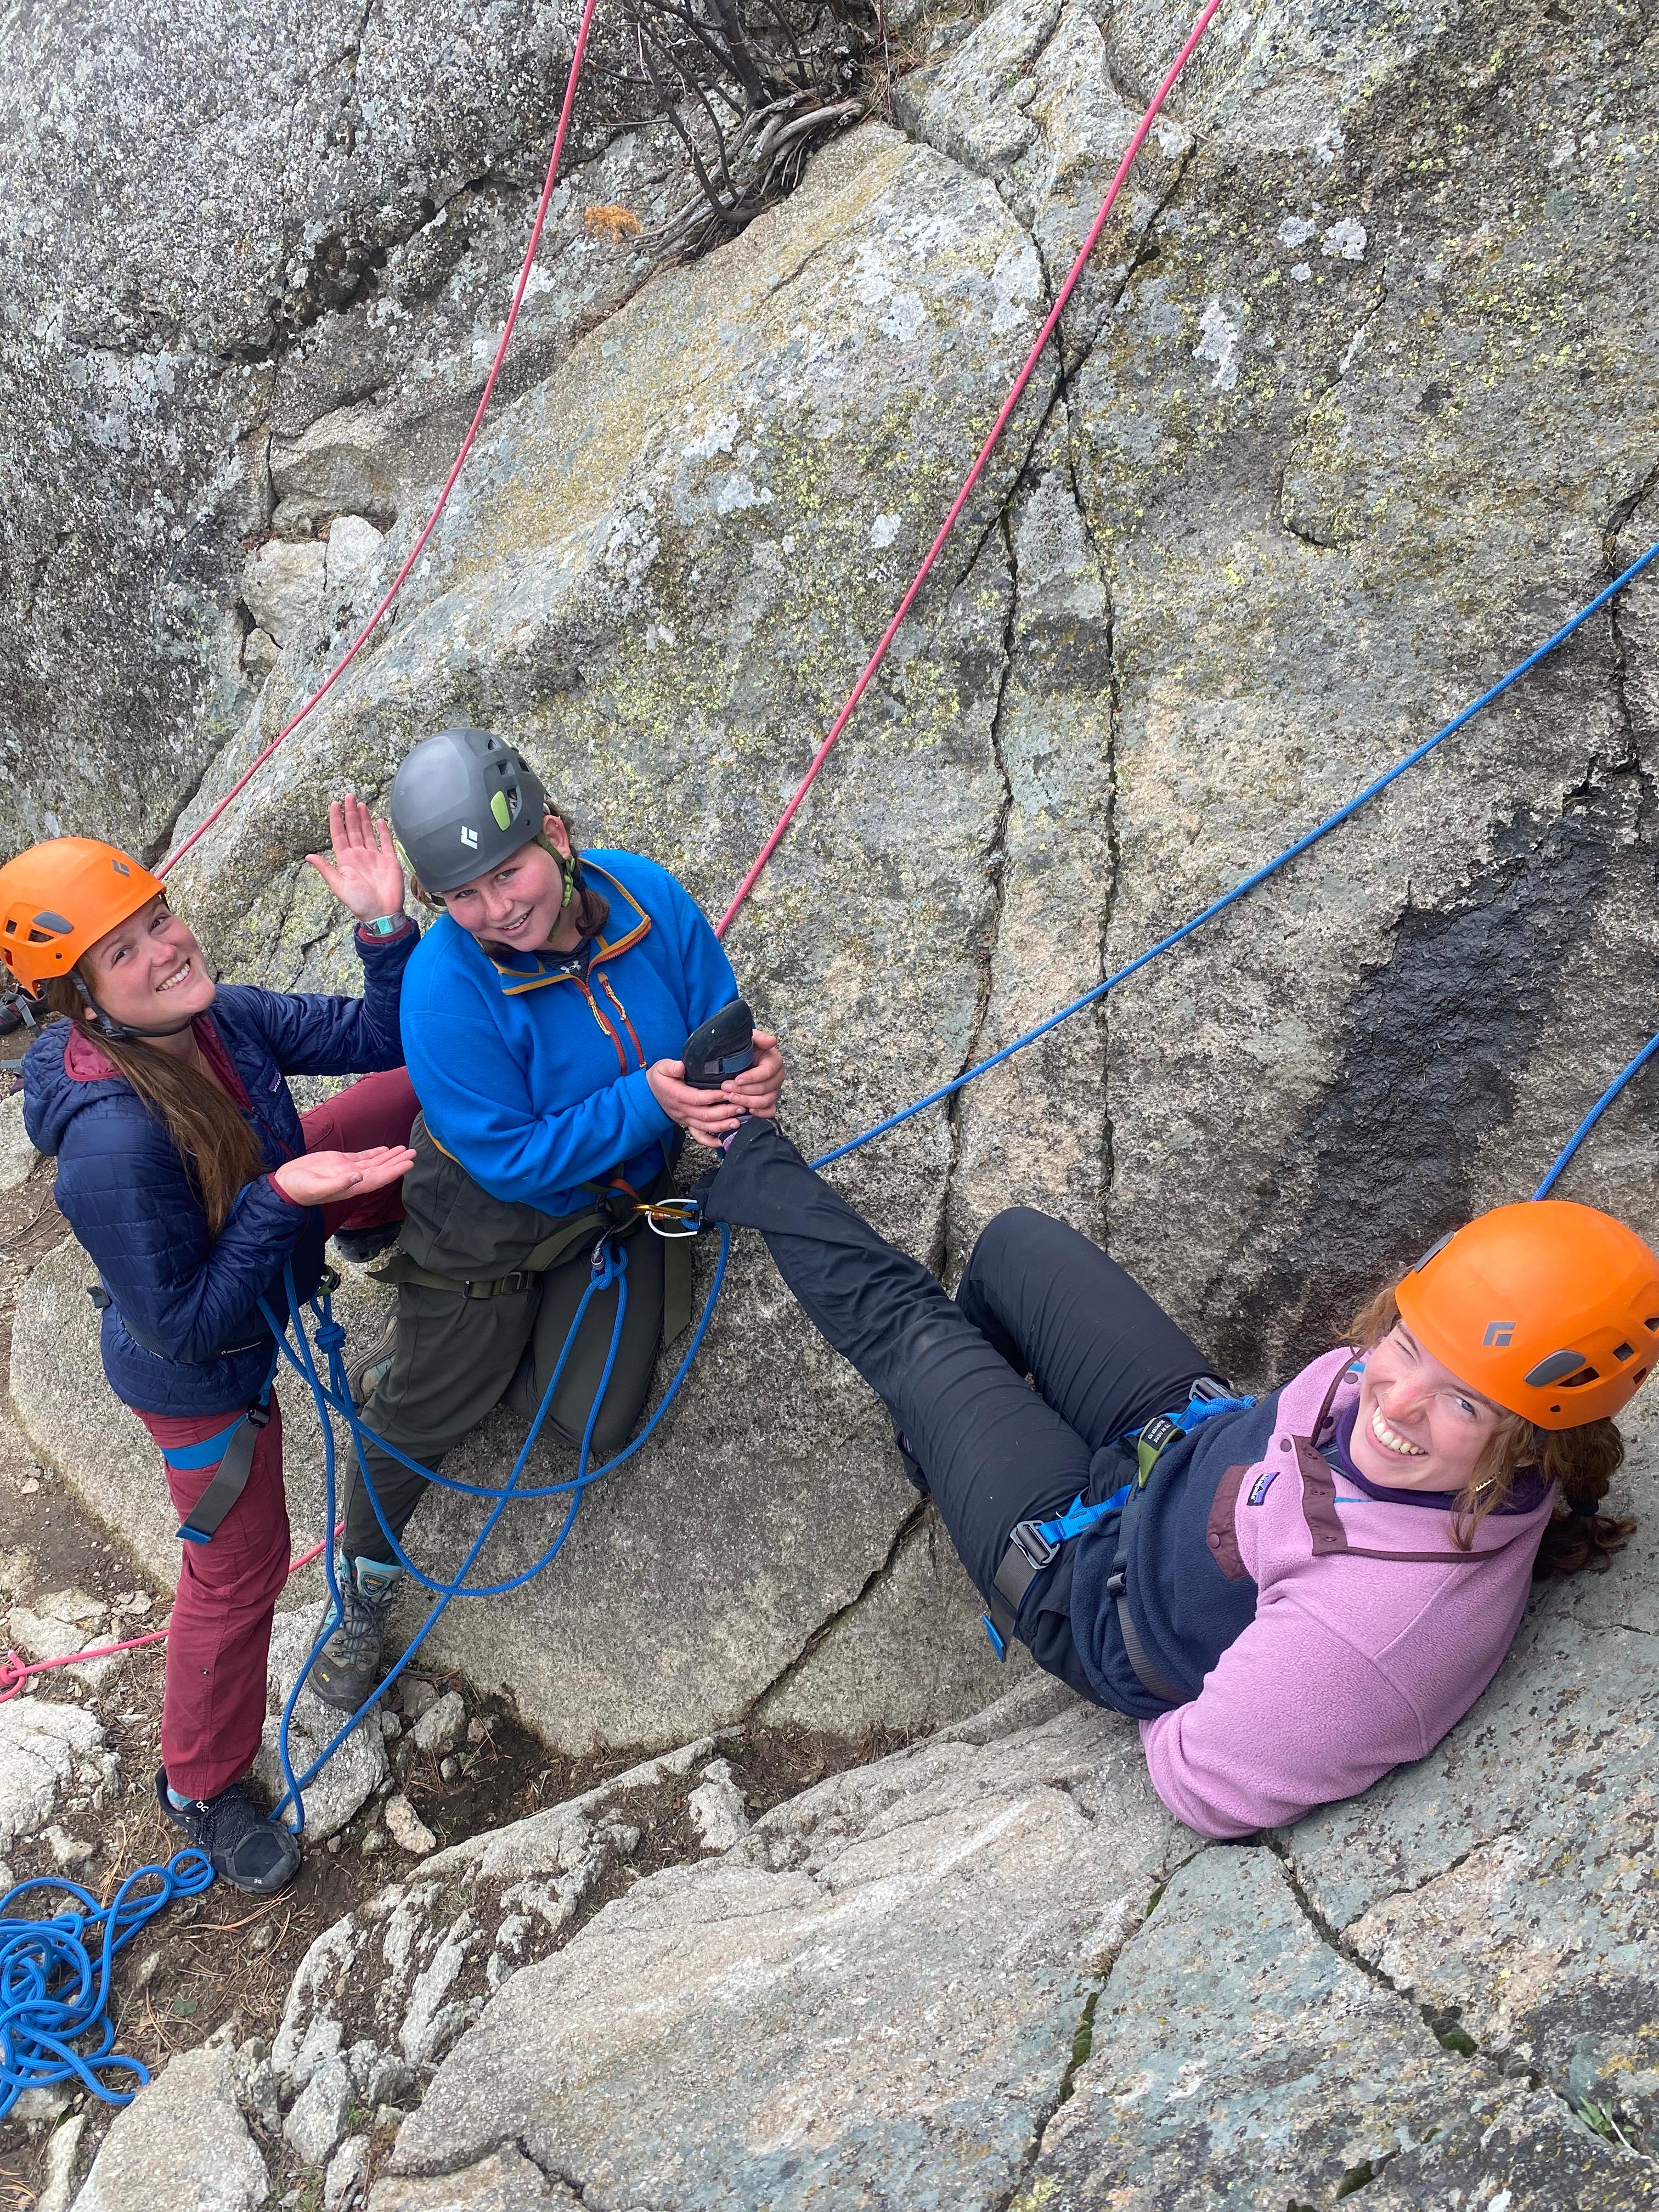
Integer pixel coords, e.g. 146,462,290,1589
1351,1322,1506,1493
81,895,216,1033
439,815,577,955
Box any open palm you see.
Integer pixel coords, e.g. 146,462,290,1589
306,795,405,922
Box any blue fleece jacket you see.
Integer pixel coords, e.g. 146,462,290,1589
398,852,738,1216
22,926,416,1418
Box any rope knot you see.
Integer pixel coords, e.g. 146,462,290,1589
315,1322,347,1355
0,1651,27,1705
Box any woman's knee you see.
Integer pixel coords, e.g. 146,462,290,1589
961,1206,1059,1312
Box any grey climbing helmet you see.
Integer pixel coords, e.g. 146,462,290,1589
389,727,550,895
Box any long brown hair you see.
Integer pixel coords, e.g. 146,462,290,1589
1350,1284,1633,1577
41,978,265,1234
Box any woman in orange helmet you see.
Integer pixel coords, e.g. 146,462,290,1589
7,805,420,1893
696,1122,1651,1836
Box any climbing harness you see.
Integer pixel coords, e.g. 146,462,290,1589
0,1853,213,2119
166,1358,279,1545
982,1380,1253,1664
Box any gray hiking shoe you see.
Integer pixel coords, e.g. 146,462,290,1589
306,1556,402,1714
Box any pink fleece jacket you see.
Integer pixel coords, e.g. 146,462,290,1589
1139,1346,1556,1839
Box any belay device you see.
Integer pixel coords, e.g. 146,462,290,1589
682,997,755,1090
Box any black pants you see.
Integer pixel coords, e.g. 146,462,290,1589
702,1122,1214,1694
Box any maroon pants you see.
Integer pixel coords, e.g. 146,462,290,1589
137,1066,417,1802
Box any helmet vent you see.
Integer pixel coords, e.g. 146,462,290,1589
1613,1341,1635,1362
1647,1317,1659,1334
1523,1348,1596,1389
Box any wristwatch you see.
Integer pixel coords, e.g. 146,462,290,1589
361,912,408,938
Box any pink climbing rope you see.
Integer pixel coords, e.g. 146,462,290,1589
158,0,605,880
713,0,1224,937
26,0,1224,1697
0,1527,337,1705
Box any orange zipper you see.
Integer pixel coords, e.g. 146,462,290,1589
595,972,647,1068
576,979,629,1075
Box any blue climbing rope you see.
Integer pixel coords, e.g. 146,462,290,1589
257,539,1659,1822
1533,1026,1659,1200
812,538,1659,1171
0,1853,213,2118
261,1222,731,1832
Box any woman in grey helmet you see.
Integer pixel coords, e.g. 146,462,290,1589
307,727,784,1711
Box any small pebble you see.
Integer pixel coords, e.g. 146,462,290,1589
327,1833,343,1854
398,1677,439,1721
384,1793,436,1857
379,1709,401,1740
360,1829,387,1857
439,1756,458,1782
250,1922,278,1956
20,1480,39,1496
466,1718,488,1745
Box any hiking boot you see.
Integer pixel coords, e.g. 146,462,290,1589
305,1556,402,1714
332,1221,402,1265
345,1314,398,1408
156,1770,300,1895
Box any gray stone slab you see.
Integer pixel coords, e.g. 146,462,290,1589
70,2044,270,2212
1015,1844,1642,2210
388,1701,1178,2208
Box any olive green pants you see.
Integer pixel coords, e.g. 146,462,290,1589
341,1116,687,1565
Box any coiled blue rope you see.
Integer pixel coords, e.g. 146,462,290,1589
260,1221,731,1832
0,1853,214,2118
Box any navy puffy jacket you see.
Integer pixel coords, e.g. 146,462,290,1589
22,927,416,1418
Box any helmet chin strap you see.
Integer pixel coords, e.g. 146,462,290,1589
72,972,198,1044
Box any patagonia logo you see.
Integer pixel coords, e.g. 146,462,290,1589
460,824,479,849
1482,1320,1517,1347
1248,1469,1279,1506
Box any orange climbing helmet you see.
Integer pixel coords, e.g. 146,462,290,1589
1396,1200,1659,1429
0,838,166,994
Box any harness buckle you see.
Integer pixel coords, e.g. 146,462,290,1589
247,1398,273,1429
1007,1519,1058,1573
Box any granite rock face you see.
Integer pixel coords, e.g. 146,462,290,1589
0,0,694,859
8,0,1659,2198
388,1684,1178,2207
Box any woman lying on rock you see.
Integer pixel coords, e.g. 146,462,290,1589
6,802,420,1893
698,1120,1652,1836
304,727,784,1715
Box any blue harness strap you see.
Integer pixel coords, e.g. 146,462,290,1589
982,1383,1256,1657
168,1356,279,1546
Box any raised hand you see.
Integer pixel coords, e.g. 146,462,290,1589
272,1144,417,1208
305,795,406,923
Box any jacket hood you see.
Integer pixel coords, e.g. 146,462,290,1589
22,1019,133,1157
